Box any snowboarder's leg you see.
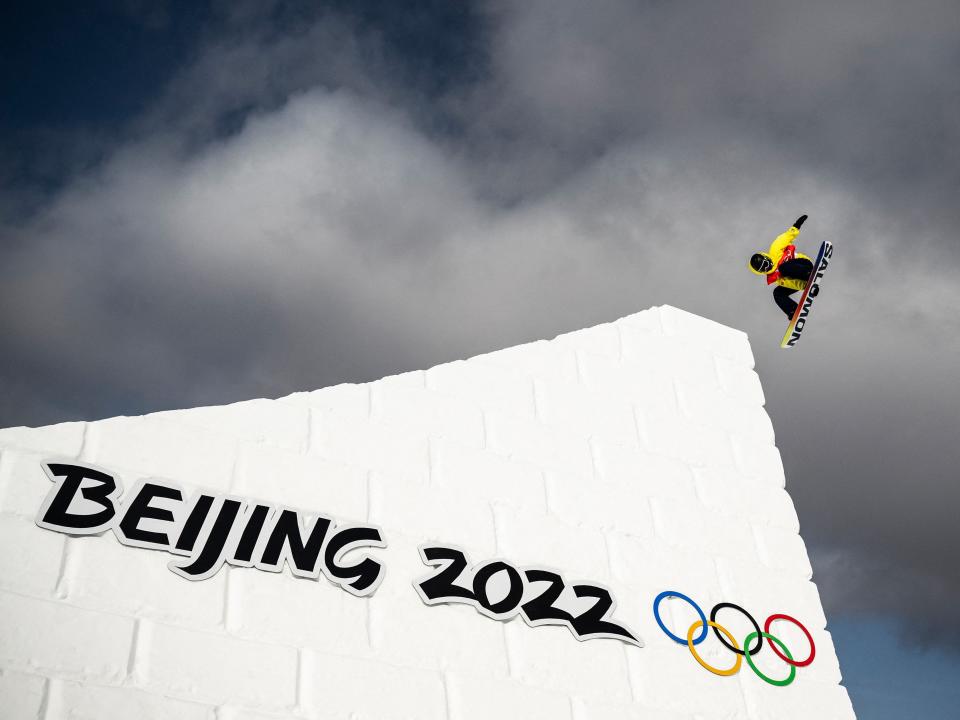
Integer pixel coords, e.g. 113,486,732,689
778,258,814,280
773,286,799,318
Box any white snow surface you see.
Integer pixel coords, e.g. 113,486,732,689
0,304,854,719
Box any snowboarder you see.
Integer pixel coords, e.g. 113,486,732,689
748,215,813,319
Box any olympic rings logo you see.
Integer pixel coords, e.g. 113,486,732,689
653,591,816,687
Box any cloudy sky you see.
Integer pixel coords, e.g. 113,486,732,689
3,2,959,715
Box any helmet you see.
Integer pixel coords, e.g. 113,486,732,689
749,253,774,274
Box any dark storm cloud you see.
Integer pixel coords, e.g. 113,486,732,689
459,0,960,221
1,0,958,654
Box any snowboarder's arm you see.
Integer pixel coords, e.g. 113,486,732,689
767,214,807,256
768,226,800,257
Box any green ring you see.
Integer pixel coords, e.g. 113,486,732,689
743,631,797,687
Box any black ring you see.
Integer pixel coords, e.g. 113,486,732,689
710,602,763,656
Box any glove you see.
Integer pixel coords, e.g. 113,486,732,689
793,214,808,229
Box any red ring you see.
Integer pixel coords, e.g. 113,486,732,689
764,614,816,667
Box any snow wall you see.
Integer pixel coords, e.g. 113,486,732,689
0,304,855,719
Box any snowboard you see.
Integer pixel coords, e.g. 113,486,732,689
780,240,833,349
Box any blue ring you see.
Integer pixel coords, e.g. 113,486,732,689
653,591,708,645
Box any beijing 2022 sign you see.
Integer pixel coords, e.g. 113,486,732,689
35,461,385,594
33,460,818,682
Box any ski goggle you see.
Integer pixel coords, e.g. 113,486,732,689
749,254,774,274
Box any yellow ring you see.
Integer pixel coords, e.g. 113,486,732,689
686,621,743,677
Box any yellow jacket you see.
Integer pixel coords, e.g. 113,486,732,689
749,226,811,291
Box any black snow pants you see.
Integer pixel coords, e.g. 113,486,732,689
772,258,814,319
